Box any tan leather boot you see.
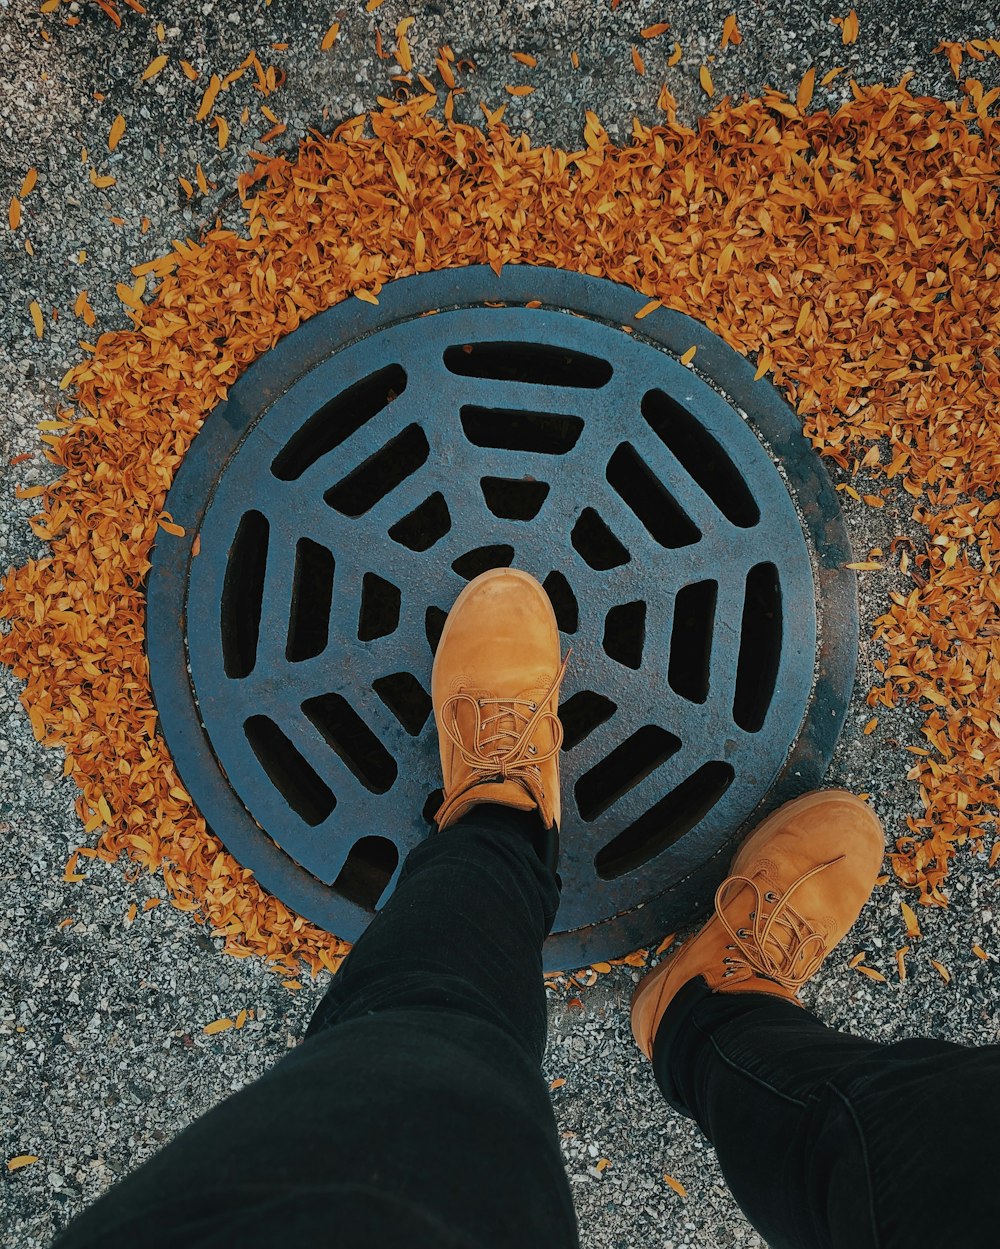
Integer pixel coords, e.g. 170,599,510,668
631,790,885,1059
433,568,570,830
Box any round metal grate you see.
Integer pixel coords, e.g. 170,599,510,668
148,266,857,969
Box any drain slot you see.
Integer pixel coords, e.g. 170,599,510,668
642,389,760,529
302,693,398,793
575,725,681,822
444,341,612,388
607,442,700,549
668,580,717,703
425,605,447,655
595,760,735,879
481,476,551,520
271,364,407,481
389,491,451,552
460,406,584,454
452,545,515,580
734,563,782,732
325,424,429,517
244,714,335,826
542,571,578,633
372,672,432,736
559,690,617,750
286,538,334,662
603,601,646,669
221,510,268,679
332,836,399,909
358,573,401,642
572,508,630,570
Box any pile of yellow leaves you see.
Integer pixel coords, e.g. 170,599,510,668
2,75,998,977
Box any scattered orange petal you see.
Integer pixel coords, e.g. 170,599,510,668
141,54,168,81
663,1173,687,1198
721,14,742,48
108,114,126,151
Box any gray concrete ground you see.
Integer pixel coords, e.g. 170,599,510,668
2,1,999,1246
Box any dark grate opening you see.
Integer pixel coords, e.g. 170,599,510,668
460,406,584,455
302,692,398,794
332,835,398,910
444,341,612,388
575,725,681,822
358,573,401,642
542,570,579,634
271,364,407,481
606,442,700,549
389,491,451,552
572,508,630,570
286,537,334,662
733,563,782,732
594,760,735,879
481,476,551,520
642,389,760,529
372,672,432,736
559,690,617,751
244,714,336,826
422,787,445,824
221,510,268,679
425,606,448,656
668,580,717,703
325,423,430,517
603,600,646,669
452,544,515,580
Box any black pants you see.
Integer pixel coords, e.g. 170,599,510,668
56,807,995,1249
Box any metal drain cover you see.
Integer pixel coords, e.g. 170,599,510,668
148,266,856,969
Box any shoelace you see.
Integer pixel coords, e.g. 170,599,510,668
715,855,846,989
440,653,571,796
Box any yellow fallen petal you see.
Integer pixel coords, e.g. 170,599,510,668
634,298,661,320
108,113,126,151
930,959,951,984
699,64,714,95
321,21,340,50
680,345,697,364
29,300,43,338
204,1018,234,1035
663,1172,687,1198
142,54,169,81
7,1155,39,1172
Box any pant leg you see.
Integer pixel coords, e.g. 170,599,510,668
653,977,997,1249
54,808,579,1249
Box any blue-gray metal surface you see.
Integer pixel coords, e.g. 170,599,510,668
147,265,857,970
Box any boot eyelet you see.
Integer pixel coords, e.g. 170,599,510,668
738,929,750,939
765,891,778,903
529,701,537,711
529,744,537,754
749,911,756,920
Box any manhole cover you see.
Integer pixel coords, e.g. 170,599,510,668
148,266,857,970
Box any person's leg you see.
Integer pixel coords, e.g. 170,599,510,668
56,568,579,1249
631,789,996,1249
54,806,578,1249
654,978,998,1249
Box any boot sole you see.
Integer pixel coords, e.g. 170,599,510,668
629,789,882,1057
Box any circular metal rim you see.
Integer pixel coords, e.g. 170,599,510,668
146,264,858,971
